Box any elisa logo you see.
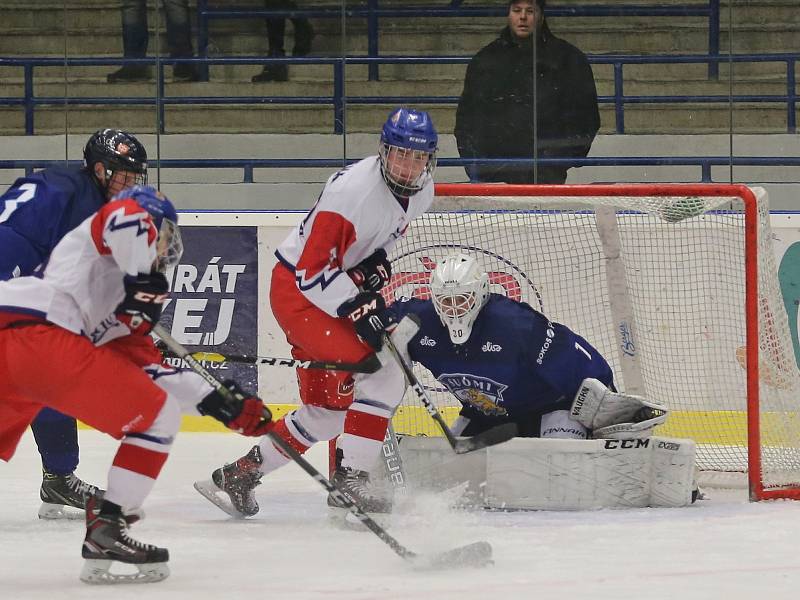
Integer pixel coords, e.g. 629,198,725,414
481,341,502,352
419,336,437,347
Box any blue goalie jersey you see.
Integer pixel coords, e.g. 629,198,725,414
387,294,615,424
0,166,106,280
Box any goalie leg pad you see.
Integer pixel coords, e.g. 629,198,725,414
484,436,696,509
570,378,668,439
388,436,696,509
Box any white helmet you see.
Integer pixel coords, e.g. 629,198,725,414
430,253,490,344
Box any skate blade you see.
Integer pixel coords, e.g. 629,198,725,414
193,479,249,519
411,541,493,570
38,502,84,520
80,559,170,584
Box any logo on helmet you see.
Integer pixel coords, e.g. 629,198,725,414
116,143,130,156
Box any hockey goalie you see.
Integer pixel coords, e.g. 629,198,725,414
370,252,699,510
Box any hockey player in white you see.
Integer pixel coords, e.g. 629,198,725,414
0,186,274,584
194,107,439,518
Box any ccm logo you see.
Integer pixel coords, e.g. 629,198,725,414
604,439,650,449
133,291,168,304
347,299,379,321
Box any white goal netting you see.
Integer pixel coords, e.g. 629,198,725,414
383,185,800,497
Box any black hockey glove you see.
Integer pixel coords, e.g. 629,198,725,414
337,291,388,351
197,380,274,437
115,271,169,335
348,249,392,292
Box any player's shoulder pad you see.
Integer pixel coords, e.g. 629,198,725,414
90,198,156,255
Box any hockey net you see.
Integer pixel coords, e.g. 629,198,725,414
382,183,800,501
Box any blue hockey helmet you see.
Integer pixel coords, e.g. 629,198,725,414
112,185,183,272
378,108,438,196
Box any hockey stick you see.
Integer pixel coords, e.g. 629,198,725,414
152,324,492,569
160,348,381,374
381,424,408,495
382,332,518,455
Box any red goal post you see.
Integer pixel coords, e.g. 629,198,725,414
377,183,800,502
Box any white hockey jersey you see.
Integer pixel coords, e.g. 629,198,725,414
275,156,434,316
0,198,158,346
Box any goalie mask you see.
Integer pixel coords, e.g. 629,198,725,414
431,253,490,345
112,185,183,273
378,107,438,197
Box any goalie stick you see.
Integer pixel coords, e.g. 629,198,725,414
160,349,381,374
152,324,492,569
382,329,518,455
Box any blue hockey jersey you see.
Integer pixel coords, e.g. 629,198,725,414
387,294,615,421
0,166,105,280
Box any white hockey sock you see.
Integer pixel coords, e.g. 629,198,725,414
105,396,180,510
338,400,392,472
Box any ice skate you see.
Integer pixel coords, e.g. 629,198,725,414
80,495,169,584
39,470,104,520
327,448,392,528
194,445,263,518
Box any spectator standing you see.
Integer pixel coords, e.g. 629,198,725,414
107,0,201,83
252,0,315,83
454,0,599,184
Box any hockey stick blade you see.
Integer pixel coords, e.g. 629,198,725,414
453,422,519,454
411,541,494,570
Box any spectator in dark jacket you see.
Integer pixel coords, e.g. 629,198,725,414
455,0,600,184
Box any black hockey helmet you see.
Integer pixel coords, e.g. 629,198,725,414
84,129,148,193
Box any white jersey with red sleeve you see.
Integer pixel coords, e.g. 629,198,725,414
275,156,434,316
0,198,157,345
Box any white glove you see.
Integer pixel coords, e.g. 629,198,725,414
570,378,668,440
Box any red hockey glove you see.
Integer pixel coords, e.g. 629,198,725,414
115,271,169,335
197,380,273,437
348,249,392,292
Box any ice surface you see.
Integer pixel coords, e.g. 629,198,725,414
2,431,800,599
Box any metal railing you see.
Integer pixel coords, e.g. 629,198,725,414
197,0,721,80
2,156,799,185
0,52,796,135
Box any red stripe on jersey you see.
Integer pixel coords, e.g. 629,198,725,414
90,199,157,255
295,211,357,281
112,442,169,480
271,419,313,455
343,409,389,441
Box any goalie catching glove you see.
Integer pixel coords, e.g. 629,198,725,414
197,380,274,436
570,378,668,440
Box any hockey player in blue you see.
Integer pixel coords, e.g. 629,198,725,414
387,253,649,440
0,128,148,518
